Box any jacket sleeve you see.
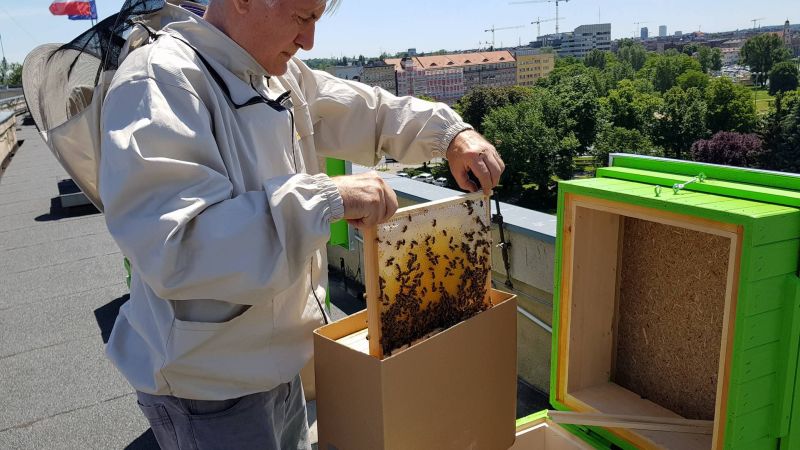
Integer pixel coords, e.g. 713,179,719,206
292,61,473,167
99,76,343,305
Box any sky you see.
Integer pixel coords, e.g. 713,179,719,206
0,0,797,64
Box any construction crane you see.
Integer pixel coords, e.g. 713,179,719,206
751,17,766,30
510,0,572,34
484,25,526,49
634,21,649,38
531,17,562,38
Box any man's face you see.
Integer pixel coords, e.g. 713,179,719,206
237,0,325,76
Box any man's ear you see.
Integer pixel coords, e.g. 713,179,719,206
230,0,253,15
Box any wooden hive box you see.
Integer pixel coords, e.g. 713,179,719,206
544,155,800,450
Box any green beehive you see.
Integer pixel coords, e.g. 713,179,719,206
513,154,800,450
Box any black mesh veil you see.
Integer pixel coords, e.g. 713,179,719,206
23,0,169,135
21,1,207,210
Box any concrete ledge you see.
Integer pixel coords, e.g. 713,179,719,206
0,111,18,170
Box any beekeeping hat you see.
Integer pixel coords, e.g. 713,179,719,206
21,0,207,211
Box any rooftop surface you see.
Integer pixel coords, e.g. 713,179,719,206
0,121,345,449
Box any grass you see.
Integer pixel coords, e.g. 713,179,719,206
749,87,775,114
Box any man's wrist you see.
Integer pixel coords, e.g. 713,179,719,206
437,122,473,159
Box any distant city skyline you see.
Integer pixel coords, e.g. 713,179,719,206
0,0,797,64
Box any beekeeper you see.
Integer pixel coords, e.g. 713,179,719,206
99,0,504,448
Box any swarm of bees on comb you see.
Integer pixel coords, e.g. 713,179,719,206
374,198,492,356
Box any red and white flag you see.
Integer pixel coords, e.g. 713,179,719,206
49,0,94,17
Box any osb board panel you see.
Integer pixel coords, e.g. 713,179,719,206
371,194,492,356
614,217,730,420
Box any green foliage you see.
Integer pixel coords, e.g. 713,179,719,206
617,40,647,71
592,124,663,166
741,34,792,86
761,90,800,172
483,101,562,206
601,79,662,134
710,48,723,72
640,51,702,93
697,46,713,73
677,70,710,91
769,61,799,95
453,86,536,133
584,50,614,70
706,77,759,133
653,87,709,159
416,94,437,102
546,74,601,148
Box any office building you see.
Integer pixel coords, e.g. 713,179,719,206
641,27,649,40
659,25,667,37
361,60,397,94
514,49,555,86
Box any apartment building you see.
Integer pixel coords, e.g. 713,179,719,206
537,23,612,59
386,51,516,104
361,60,397,94
514,48,555,86
324,65,363,81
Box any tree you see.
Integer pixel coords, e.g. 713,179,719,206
617,40,647,71
705,77,758,133
761,90,800,172
0,57,7,85
6,63,22,86
690,132,765,168
740,33,792,86
640,51,702,92
710,48,723,71
546,74,601,148
653,87,708,159
585,49,612,70
482,101,562,206
602,79,662,133
677,69,710,91
769,61,799,95
697,46,712,73
592,125,663,166
453,85,536,133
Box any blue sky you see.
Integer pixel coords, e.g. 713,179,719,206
0,0,797,64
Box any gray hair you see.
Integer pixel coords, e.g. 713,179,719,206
239,0,341,14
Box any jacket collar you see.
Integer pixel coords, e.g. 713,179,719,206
160,3,270,82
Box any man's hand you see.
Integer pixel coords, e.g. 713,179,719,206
446,129,505,195
332,172,399,228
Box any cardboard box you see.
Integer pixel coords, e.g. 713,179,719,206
314,289,517,450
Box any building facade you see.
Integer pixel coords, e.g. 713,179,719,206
659,25,667,37
555,23,612,58
514,49,555,86
324,65,363,81
361,60,397,94
641,27,649,40
387,51,516,104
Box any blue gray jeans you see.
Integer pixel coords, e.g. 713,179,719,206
136,375,310,450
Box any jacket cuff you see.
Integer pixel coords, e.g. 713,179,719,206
434,122,474,159
311,173,345,223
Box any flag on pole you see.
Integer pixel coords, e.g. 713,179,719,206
49,1,97,20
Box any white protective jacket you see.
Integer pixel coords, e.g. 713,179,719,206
100,7,471,400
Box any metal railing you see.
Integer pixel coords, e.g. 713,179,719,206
0,96,27,115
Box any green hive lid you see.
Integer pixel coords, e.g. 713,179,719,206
602,154,800,208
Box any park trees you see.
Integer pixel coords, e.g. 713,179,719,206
740,33,792,86
768,61,799,95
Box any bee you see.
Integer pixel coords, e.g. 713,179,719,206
442,229,447,237
432,219,437,227
401,225,408,233
410,239,418,248
395,239,406,250
385,257,395,267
